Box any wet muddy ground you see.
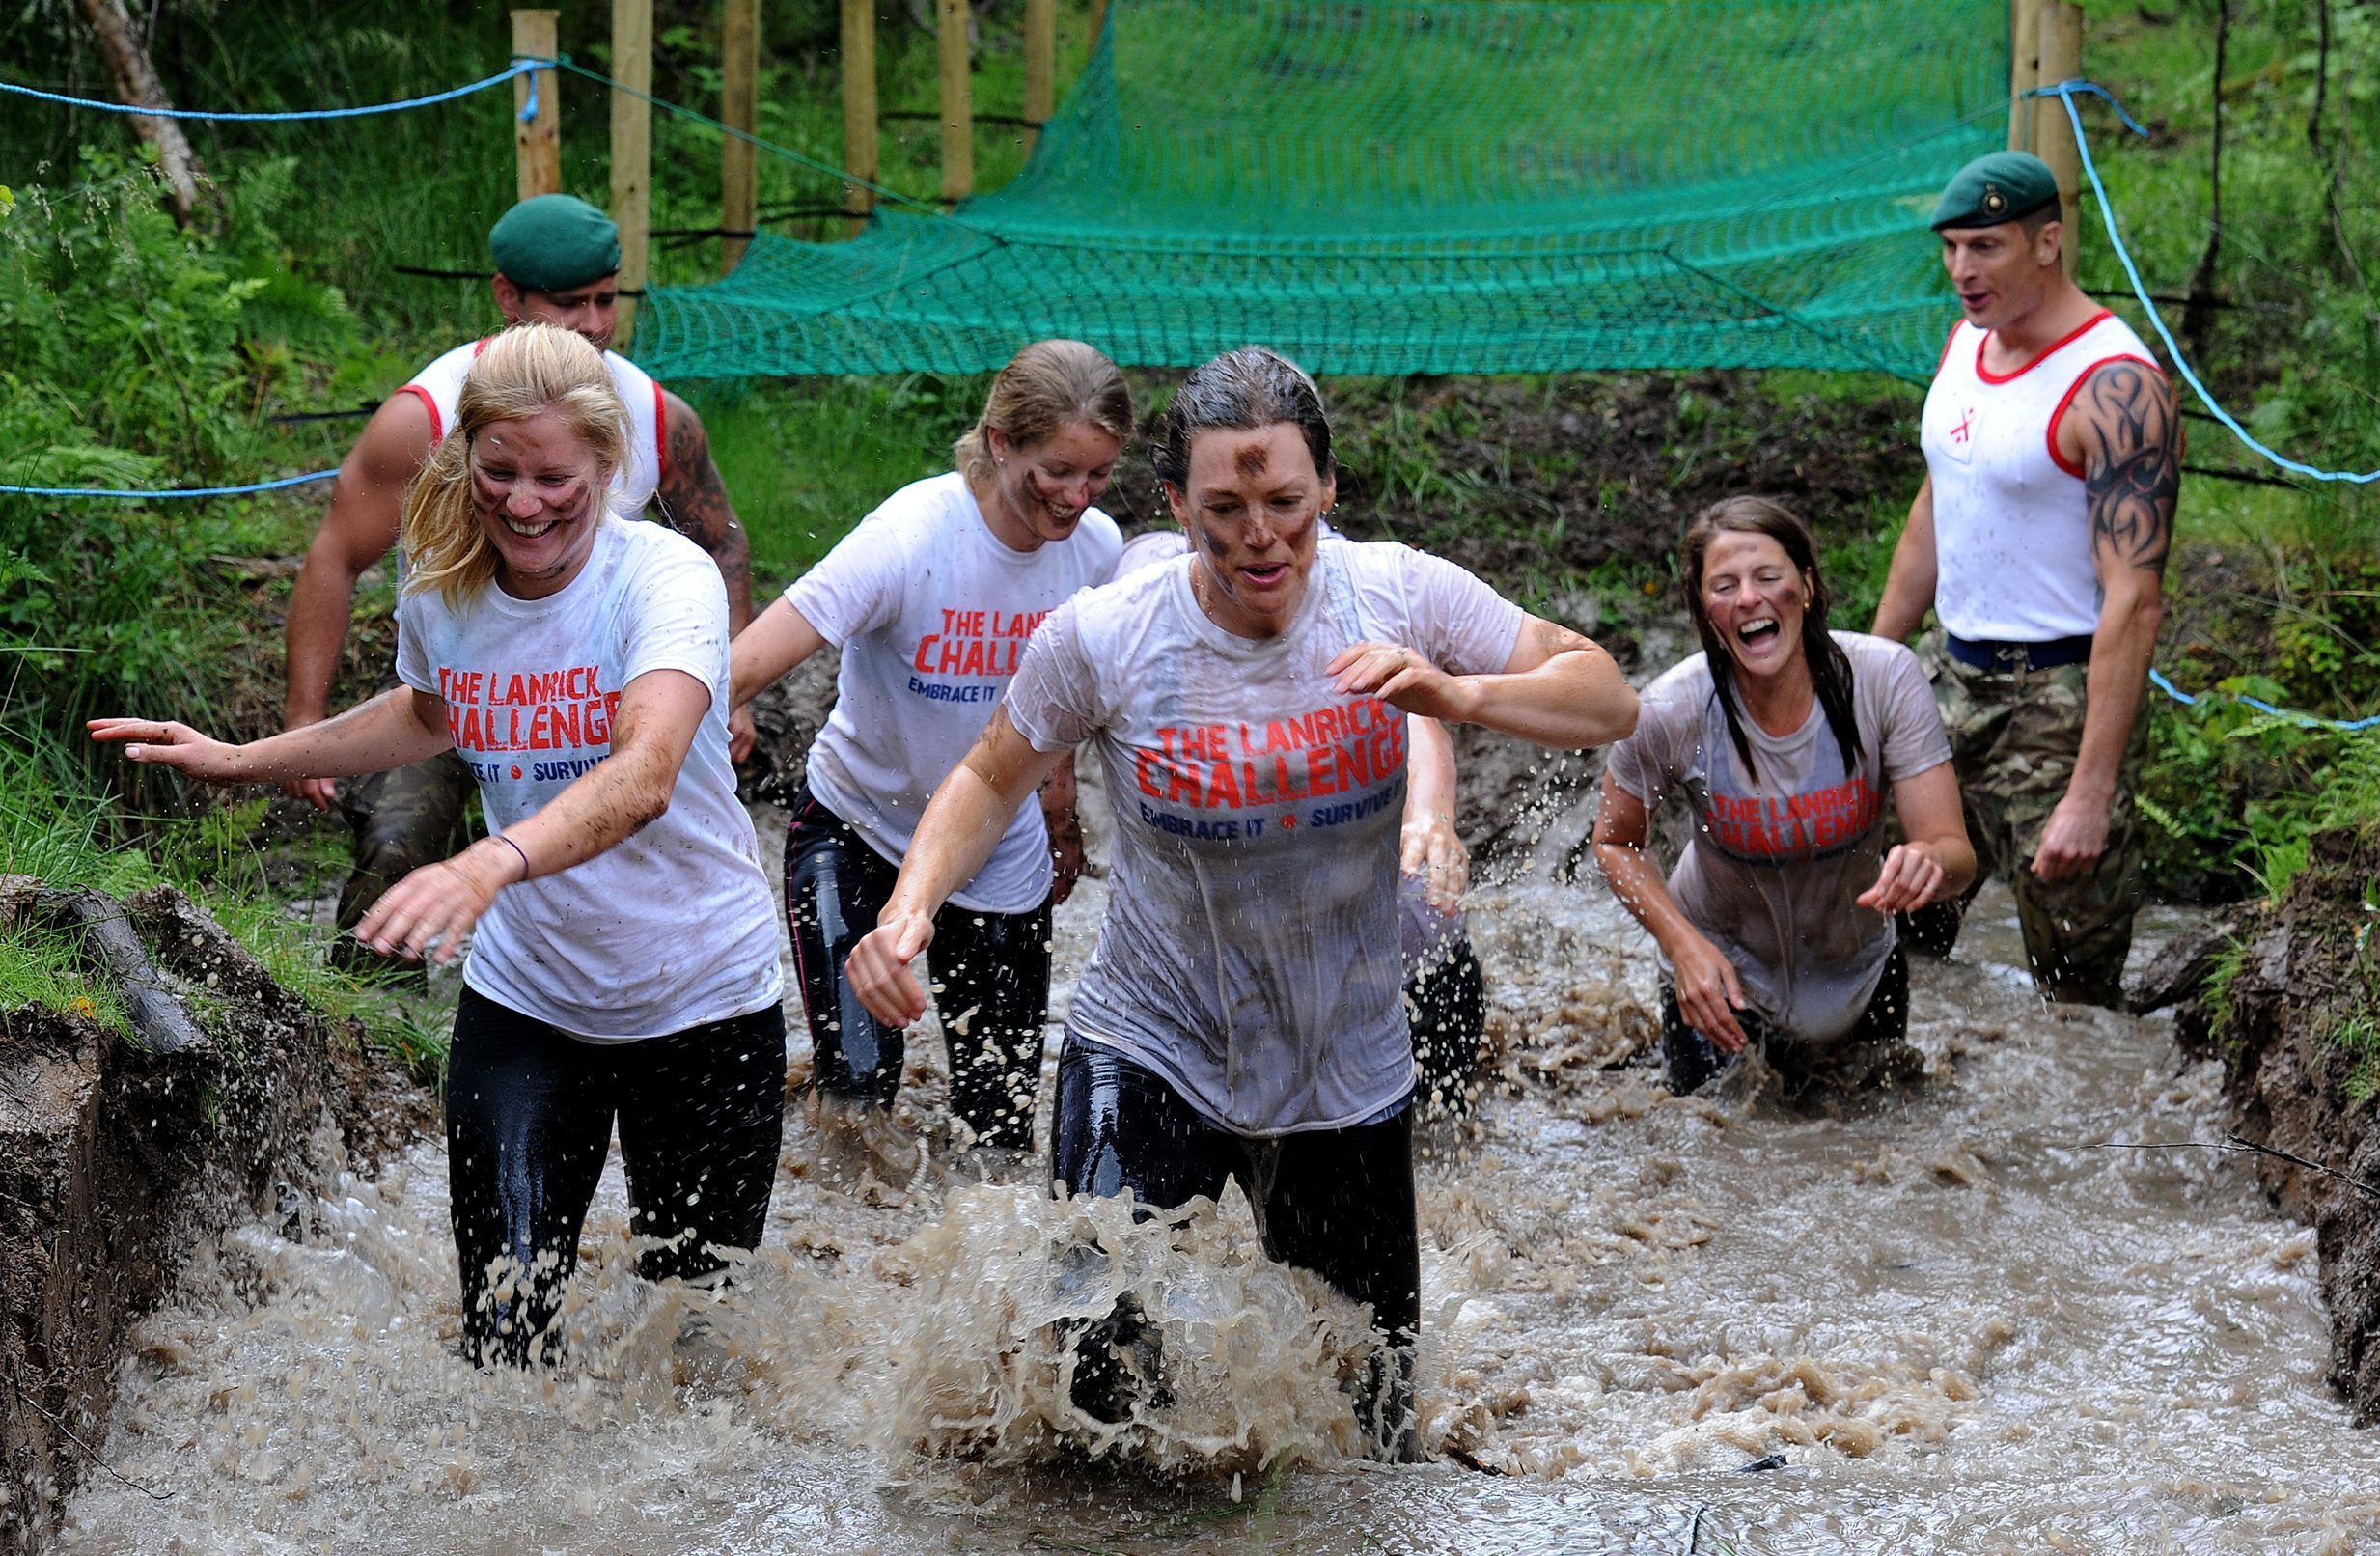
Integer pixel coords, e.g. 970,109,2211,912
51,795,2380,1554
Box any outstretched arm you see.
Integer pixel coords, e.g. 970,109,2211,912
1332,617,1638,749
1591,773,1747,1052
96,685,450,788
729,595,828,709
656,391,758,760
845,710,1071,1025
2037,360,2177,880
281,393,435,806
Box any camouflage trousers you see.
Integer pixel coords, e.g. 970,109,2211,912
1916,635,2149,1008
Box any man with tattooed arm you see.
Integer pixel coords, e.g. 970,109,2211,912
1872,151,2181,1007
281,196,757,961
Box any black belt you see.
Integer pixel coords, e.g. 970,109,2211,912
1946,632,2094,672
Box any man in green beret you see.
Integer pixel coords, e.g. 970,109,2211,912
1871,150,2180,1007
281,193,758,964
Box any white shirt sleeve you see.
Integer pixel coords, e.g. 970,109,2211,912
1877,640,1954,781
1002,597,1102,753
1399,546,1527,675
785,514,908,647
622,537,729,690
394,592,435,695
1606,682,1691,810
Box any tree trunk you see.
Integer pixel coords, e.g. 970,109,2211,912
72,0,205,224
2179,0,2226,362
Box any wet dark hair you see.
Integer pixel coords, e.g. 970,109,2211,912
1150,346,1334,489
1678,496,1860,786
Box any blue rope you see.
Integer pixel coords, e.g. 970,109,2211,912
2149,667,2380,733
0,57,552,122
0,470,336,499
2038,78,2380,485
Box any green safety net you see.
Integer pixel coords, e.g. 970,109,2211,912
636,0,2006,381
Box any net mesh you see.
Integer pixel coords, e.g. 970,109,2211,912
636,0,2006,381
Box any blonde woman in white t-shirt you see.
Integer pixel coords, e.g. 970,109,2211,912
97,324,786,1367
729,341,1131,1179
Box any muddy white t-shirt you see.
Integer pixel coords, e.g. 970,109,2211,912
789,471,1121,913
1606,632,1951,1042
396,516,784,1041
1004,536,1524,1136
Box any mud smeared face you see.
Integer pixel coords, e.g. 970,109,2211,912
1697,529,1811,686
1167,421,1334,640
469,409,610,598
981,420,1122,550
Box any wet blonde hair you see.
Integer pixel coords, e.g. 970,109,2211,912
951,339,1133,482
401,322,628,605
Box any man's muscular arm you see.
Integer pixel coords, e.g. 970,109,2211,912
1869,474,1938,643
2037,359,2177,880
281,393,435,809
654,390,758,760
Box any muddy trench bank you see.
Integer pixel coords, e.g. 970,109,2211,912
2174,828,2380,1422
0,882,429,1553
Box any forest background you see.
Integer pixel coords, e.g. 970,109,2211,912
0,0,2375,1063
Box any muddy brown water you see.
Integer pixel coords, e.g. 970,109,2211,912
53,802,2380,1555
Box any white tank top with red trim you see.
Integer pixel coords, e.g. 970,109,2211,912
398,339,668,516
1919,310,2161,643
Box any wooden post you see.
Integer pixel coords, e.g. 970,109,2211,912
610,0,652,343
512,10,561,200
1024,0,1055,154
2034,1,2084,275
722,0,760,274
841,0,878,235
1089,0,1109,45
938,0,973,208
2008,0,2041,153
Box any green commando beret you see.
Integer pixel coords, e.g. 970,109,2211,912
488,195,622,292
1929,151,2061,232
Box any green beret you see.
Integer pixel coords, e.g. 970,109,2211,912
1929,151,2061,231
488,195,621,292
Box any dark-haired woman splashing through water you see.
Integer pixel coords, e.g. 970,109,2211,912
844,347,1638,1458
1593,497,1976,1098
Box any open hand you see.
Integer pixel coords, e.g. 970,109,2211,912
1399,810,1470,913
846,908,936,1027
88,718,251,785
1858,843,1949,915
352,841,520,964
1668,931,1750,1053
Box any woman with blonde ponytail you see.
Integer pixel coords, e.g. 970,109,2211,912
96,322,787,1368
730,338,1131,1181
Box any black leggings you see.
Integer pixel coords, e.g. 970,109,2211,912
1406,937,1485,1113
785,786,1053,1147
444,987,787,1367
1049,1035,1420,1456
1661,941,1911,1097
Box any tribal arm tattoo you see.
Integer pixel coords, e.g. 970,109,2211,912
2078,360,2180,577
654,392,756,633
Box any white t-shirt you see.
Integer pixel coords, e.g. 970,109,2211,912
1606,632,1951,1042
396,516,783,1041
788,470,1122,913
1004,535,1525,1136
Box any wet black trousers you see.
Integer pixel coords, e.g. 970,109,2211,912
1660,942,1911,1097
785,786,1053,1148
444,987,787,1367
1406,938,1485,1113
1050,1035,1421,1456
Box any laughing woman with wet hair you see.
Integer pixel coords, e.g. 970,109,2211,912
844,346,1637,1457
1592,496,1975,1098
730,339,1131,1178
96,323,786,1366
